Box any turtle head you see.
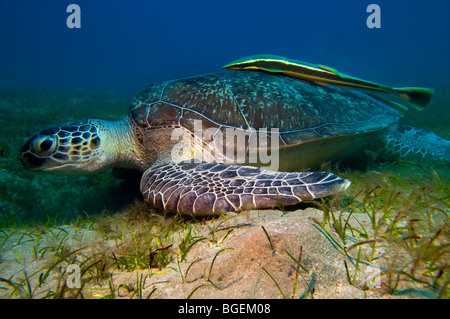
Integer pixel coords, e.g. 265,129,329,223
20,119,119,174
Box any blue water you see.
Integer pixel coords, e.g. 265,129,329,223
1,0,450,93
0,1,449,300
0,0,448,224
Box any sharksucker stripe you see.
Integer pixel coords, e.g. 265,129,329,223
223,55,434,110
224,55,337,78
140,160,347,216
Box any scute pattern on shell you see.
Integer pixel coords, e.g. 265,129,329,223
130,71,401,145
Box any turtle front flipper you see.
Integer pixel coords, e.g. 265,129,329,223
140,161,350,216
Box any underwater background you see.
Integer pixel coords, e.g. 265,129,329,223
2,0,449,223
1,0,450,92
0,0,448,299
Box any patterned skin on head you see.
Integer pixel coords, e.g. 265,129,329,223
20,120,105,174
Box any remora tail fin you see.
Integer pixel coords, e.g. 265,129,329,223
395,87,434,110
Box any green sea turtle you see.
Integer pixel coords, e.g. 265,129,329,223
20,70,449,215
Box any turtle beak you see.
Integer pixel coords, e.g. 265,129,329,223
20,137,48,170
20,151,46,170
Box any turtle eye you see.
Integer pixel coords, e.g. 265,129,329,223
40,138,53,151
32,136,57,154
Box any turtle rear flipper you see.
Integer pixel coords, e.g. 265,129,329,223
379,124,450,163
140,161,350,216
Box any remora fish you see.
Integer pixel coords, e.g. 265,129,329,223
223,54,434,110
